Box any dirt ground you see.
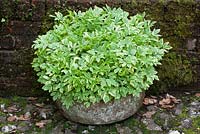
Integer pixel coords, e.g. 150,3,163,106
0,91,200,134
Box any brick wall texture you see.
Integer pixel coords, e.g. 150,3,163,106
0,0,200,96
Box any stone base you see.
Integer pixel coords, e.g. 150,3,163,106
56,92,145,125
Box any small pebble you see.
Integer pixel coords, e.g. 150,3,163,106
0,104,5,110
191,101,200,106
82,130,89,134
40,111,47,119
168,130,182,134
88,125,95,131
160,112,170,119
141,118,162,131
184,92,190,95
146,105,158,111
181,118,192,128
25,112,31,118
1,125,17,133
174,103,183,116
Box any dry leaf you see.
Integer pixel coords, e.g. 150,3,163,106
7,116,17,122
160,104,175,109
143,111,156,118
150,95,157,99
35,120,52,128
35,103,44,108
195,93,200,97
166,94,175,99
143,98,157,105
159,98,171,106
33,112,37,116
159,94,180,109
171,98,181,104
35,121,46,128
7,105,18,113
17,113,30,121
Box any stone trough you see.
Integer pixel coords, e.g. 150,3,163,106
56,92,145,125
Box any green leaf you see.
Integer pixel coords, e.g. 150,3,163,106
101,78,107,88
108,88,117,98
114,68,120,73
1,18,6,23
42,84,52,91
102,93,110,103
106,79,112,87
43,75,50,80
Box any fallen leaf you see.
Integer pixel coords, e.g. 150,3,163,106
166,94,175,99
17,114,30,121
159,94,180,109
35,103,44,108
7,116,17,122
150,95,157,99
171,98,181,104
15,112,31,121
35,120,52,128
159,98,171,106
33,112,37,116
27,97,37,101
143,111,156,118
7,105,18,113
195,93,200,97
143,98,158,105
35,121,46,128
160,104,175,109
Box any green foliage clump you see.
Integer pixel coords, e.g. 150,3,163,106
32,6,171,109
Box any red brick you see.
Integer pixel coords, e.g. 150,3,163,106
0,0,15,20
0,35,16,50
14,0,32,21
15,35,37,49
0,50,33,65
31,0,46,21
46,0,61,10
0,64,33,77
1,21,42,36
0,76,44,97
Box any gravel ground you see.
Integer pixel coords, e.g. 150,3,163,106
0,92,199,134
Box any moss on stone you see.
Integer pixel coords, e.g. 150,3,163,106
153,111,165,126
0,97,11,107
150,52,196,93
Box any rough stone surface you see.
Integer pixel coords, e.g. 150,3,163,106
17,121,30,132
0,93,200,133
188,101,200,117
57,92,145,124
181,118,192,128
0,115,6,123
174,103,183,116
116,124,133,134
141,118,162,131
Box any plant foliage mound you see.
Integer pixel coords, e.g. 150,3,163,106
32,6,171,109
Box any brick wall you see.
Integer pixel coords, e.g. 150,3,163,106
0,0,199,96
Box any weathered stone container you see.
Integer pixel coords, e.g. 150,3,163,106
56,92,145,125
